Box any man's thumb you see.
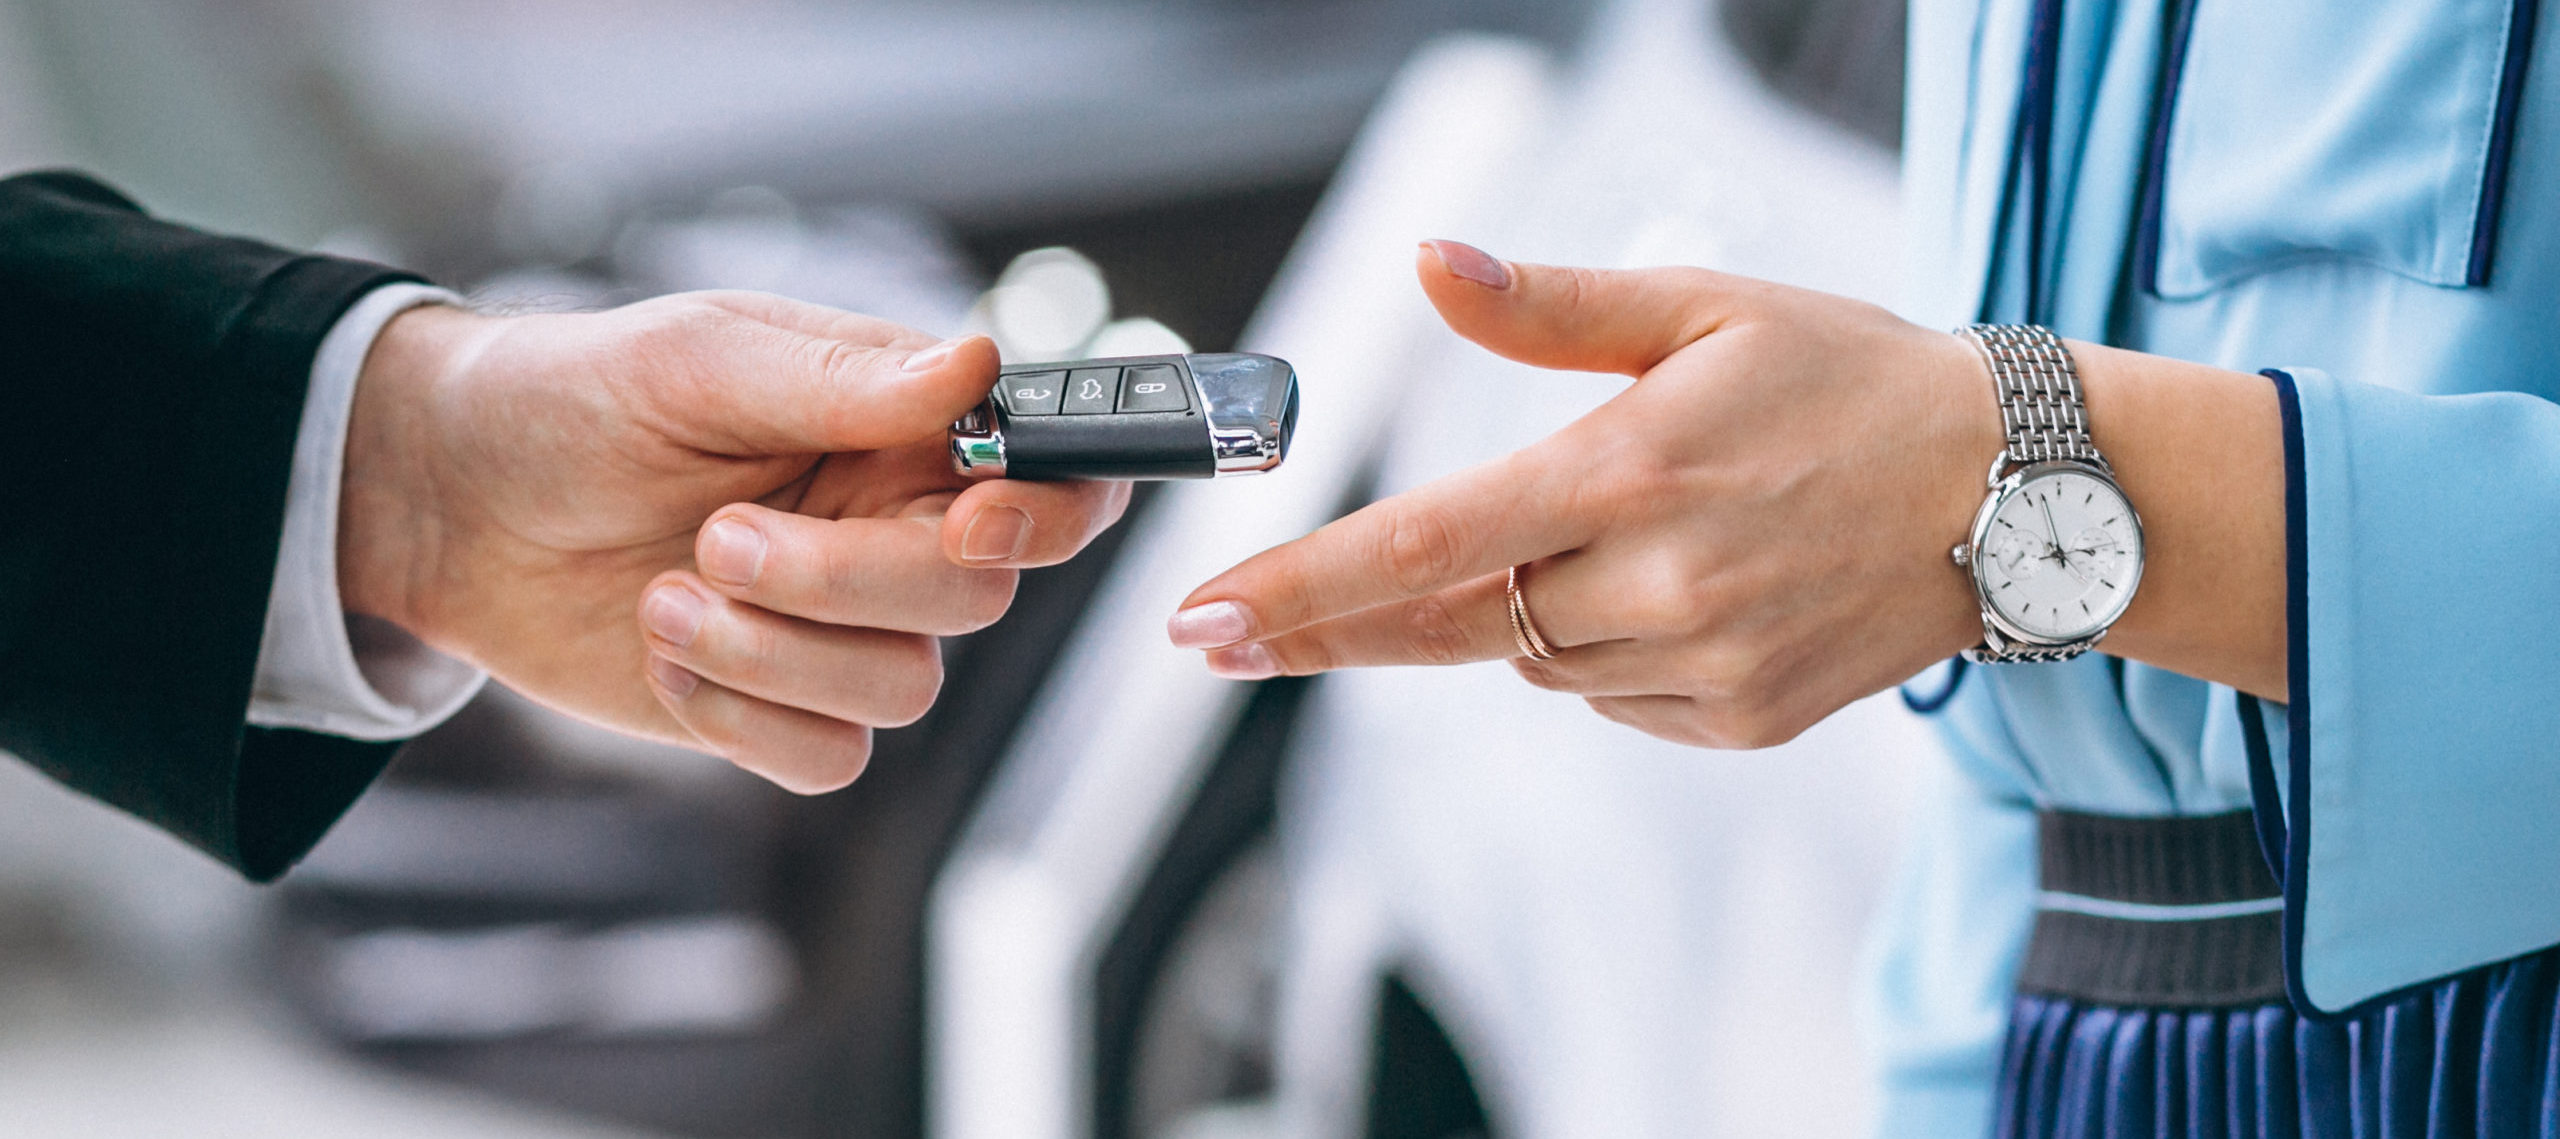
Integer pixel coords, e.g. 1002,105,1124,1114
1416,241,1736,376
688,312,997,456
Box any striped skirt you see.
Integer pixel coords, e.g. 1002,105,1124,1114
1995,811,2560,1138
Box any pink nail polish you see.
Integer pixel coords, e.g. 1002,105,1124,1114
1422,240,1512,289
1205,643,1281,681
1167,601,1253,649
699,518,766,587
649,655,700,698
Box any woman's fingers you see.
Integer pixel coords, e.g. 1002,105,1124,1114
643,656,877,794
1507,638,1682,698
1417,241,1752,376
943,477,1134,568
693,504,1016,635
1202,573,1514,678
1198,560,1639,678
1170,446,1595,650
639,571,946,729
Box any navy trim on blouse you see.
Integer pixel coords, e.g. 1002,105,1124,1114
2017,0,2066,321
2134,0,2203,295
1899,656,1970,714
2470,0,2541,285
2261,367,2326,1018
2235,690,2287,888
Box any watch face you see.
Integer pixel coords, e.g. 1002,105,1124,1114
1975,464,2143,643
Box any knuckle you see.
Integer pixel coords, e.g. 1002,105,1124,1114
715,607,780,683
1553,266,1599,315
1261,636,1328,677
631,297,725,357
815,539,874,612
1378,507,1471,597
1619,559,1709,636
807,338,874,437
1512,657,1574,691
1399,594,1475,666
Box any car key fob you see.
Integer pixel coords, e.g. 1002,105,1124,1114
948,352,1298,480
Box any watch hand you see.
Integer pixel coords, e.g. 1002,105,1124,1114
2040,497,2063,556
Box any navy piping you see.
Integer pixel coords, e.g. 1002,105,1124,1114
2469,0,2540,286
1900,656,1970,714
2263,367,2328,1018
2235,690,2287,889
2133,0,2202,295
2016,0,2066,320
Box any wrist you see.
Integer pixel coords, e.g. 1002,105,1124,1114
338,303,496,652
1920,326,2008,656
2064,339,2287,694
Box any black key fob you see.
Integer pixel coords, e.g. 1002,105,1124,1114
948,352,1298,481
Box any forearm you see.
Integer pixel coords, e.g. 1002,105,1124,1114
2064,339,2287,699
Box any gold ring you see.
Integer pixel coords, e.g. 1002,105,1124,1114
1506,564,1558,661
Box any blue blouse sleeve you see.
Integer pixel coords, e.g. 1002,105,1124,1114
1863,687,2041,1137
2260,366,2560,1016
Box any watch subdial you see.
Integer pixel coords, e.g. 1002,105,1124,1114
1990,530,2046,580
2063,526,2127,583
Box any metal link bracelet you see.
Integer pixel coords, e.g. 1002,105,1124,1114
1957,323,2104,472
1953,323,2112,665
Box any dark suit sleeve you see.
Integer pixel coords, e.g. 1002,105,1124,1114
0,169,430,881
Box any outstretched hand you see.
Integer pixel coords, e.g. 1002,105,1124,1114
1167,242,1998,748
343,291,1130,790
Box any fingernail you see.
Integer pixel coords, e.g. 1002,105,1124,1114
961,505,1032,562
1167,600,1252,649
901,335,974,373
699,517,767,587
649,655,700,699
643,583,708,648
1423,240,1512,289
1205,643,1281,681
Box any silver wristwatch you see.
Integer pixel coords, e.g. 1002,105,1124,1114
1948,324,2146,664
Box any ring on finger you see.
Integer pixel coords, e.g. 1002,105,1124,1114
1506,564,1558,662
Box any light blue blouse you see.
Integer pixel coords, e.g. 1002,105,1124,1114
1871,0,2560,1133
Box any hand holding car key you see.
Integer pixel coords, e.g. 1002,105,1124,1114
949,352,1298,480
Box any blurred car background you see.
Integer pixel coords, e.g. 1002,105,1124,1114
0,1,1921,1136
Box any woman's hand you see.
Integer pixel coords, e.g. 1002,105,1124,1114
1166,242,2283,748
344,292,1131,790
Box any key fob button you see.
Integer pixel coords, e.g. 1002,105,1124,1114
1001,371,1065,416
1116,364,1189,413
1061,367,1121,415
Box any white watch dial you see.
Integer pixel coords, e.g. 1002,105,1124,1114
1977,467,2142,642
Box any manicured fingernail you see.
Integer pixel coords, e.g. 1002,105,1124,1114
649,655,700,699
643,583,708,648
699,517,766,587
1423,240,1511,289
961,505,1032,562
1167,601,1252,649
901,335,974,373
1205,643,1281,680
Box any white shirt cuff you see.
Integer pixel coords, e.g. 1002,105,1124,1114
248,283,488,741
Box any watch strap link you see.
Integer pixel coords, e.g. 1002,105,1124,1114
1961,637,2099,666
1957,323,2104,665
1959,323,2101,470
